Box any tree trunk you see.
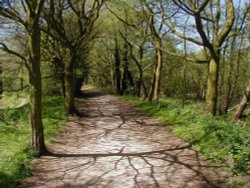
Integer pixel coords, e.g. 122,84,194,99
234,80,250,121
114,39,122,95
20,65,24,91
139,46,148,99
205,56,219,116
0,63,2,98
53,56,65,97
61,77,66,97
121,42,134,95
152,47,163,102
121,43,129,95
64,51,76,115
148,41,163,102
28,18,47,155
181,65,187,109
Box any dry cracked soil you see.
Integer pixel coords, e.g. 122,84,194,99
20,87,230,188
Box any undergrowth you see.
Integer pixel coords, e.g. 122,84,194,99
0,95,66,188
122,96,250,175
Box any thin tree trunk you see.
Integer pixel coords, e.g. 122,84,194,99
53,56,65,97
139,46,148,99
234,80,250,121
181,66,187,109
147,67,156,102
205,56,219,116
20,64,24,92
121,43,129,95
61,76,66,97
114,39,122,95
0,63,2,97
28,17,47,155
148,41,163,102
152,47,163,102
64,51,76,115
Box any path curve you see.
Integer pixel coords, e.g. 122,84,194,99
21,88,229,188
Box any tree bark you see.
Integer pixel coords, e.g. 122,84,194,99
28,6,47,155
234,81,250,121
152,46,163,102
121,42,134,95
53,56,65,97
205,56,219,116
114,39,122,95
64,51,76,115
148,40,163,102
121,43,129,95
0,63,2,98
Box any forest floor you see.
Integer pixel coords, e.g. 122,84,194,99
21,87,230,188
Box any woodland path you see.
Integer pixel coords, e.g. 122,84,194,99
21,87,229,188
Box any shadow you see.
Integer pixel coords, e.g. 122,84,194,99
20,88,230,188
0,172,18,188
68,108,85,117
77,89,108,99
25,144,228,188
44,144,193,158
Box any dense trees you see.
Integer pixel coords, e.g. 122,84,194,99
91,0,249,116
0,0,249,154
0,0,105,154
42,0,104,114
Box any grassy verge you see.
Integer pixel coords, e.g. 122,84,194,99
0,95,66,187
122,96,250,176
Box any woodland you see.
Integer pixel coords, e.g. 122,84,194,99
0,0,250,187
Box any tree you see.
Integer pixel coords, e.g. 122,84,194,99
162,0,235,115
142,1,164,102
43,0,104,114
108,0,167,101
0,0,47,155
114,38,122,94
234,79,250,121
233,11,250,121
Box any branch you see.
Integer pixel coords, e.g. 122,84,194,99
227,4,250,39
165,20,204,46
198,0,210,13
119,31,140,67
193,12,213,50
171,0,212,21
0,42,26,62
218,0,235,45
106,5,137,28
156,44,210,64
4,85,29,92
0,6,27,28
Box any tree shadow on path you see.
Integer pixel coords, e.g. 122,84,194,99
20,88,230,188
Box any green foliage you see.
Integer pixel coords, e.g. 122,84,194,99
0,95,66,187
122,96,250,175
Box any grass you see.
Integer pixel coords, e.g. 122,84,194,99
122,96,250,176
0,94,66,187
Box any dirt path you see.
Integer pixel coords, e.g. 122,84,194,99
21,88,229,188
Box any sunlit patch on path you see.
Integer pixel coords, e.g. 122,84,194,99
21,88,229,188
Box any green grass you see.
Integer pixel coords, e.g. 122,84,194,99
0,95,66,187
122,96,250,175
